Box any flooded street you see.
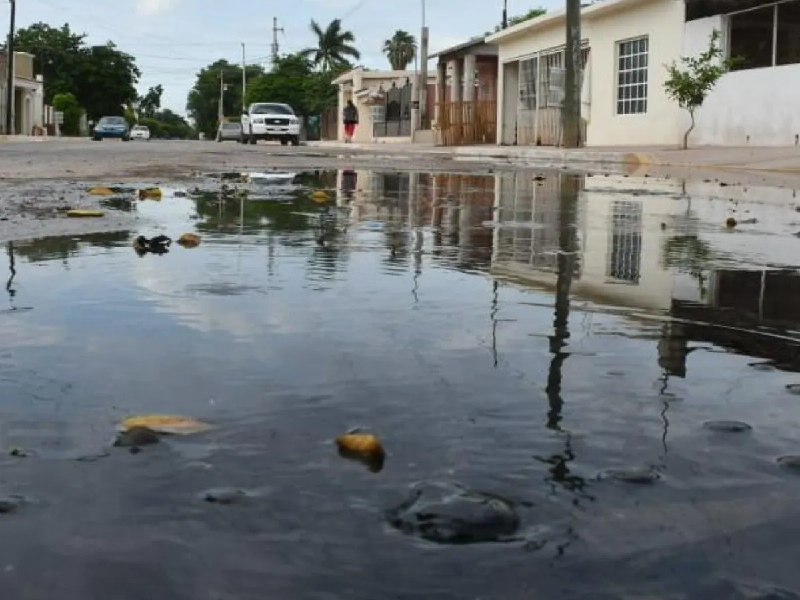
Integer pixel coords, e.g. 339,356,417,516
2,168,800,599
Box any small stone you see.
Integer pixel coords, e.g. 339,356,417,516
114,426,160,448
202,488,250,505
607,467,659,484
703,420,752,433
777,456,800,471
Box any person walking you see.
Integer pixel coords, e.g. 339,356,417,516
343,100,359,143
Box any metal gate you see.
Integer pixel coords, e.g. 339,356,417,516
373,81,412,138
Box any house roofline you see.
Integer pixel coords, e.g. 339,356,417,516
429,36,489,59
333,67,433,85
485,0,662,44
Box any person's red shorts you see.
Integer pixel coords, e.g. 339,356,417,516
344,123,356,136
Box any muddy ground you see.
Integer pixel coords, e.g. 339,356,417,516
1,138,799,243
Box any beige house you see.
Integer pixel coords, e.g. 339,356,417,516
333,68,436,143
0,51,46,136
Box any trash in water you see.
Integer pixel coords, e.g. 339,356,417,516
114,426,161,447
66,209,105,218
132,235,172,256
118,414,213,435
88,187,114,196
176,233,201,248
138,188,163,200
335,431,385,472
311,191,330,203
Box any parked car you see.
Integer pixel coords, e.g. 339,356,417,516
241,102,300,146
131,125,151,141
92,116,130,141
217,122,241,142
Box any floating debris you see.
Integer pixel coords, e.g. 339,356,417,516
311,190,330,203
703,420,752,433
114,426,160,448
726,217,737,229
133,235,172,256
9,447,28,458
386,482,521,544
119,414,212,435
176,233,201,248
88,187,114,196
202,488,251,505
66,209,105,218
138,188,163,200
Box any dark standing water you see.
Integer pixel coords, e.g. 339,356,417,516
2,169,800,599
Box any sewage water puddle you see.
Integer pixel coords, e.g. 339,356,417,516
0,169,800,599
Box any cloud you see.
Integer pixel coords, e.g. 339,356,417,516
136,0,176,16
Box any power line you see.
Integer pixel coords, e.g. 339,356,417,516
341,0,371,20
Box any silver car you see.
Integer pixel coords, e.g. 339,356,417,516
216,122,242,142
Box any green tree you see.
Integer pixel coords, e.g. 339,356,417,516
492,8,546,32
139,84,163,118
51,92,81,135
300,19,360,72
382,30,416,70
186,60,264,138
246,53,343,117
14,23,85,103
14,24,141,121
663,29,735,149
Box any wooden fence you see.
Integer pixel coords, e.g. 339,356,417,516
435,100,497,146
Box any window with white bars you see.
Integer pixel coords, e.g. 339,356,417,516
518,57,538,110
616,36,649,115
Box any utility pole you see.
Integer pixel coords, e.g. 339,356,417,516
562,0,582,147
271,17,284,71
419,0,429,129
218,68,224,125
241,43,247,111
502,0,508,29
5,0,16,136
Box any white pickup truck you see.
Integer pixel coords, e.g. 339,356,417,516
240,102,301,146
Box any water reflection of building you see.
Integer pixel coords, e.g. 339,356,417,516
335,169,495,272
491,173,695,311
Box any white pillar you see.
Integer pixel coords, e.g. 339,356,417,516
450,59,462,103
463,54,477,103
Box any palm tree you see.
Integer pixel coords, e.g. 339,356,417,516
300,19,361,72
382,30,417,71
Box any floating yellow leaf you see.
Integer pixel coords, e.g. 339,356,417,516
88,187,114,196
139,188,163,200
311,191,329,203
119,414,213,435
66,209,104,218
176,233,201,247
335,433,384,456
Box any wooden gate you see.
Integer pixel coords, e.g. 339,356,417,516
435,100,497,146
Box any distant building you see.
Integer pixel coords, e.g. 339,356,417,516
0,51,46,136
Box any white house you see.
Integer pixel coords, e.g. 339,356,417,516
486,0,686,147
684,0,800,146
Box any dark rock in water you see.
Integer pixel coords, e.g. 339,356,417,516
777,456,800,471
114,426,160,448
703,420,752,433
0,499,19,514
785,384,800,396
606,466,660,484
385,482,521,544
202,488,250,505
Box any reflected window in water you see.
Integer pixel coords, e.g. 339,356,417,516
607,201,642,284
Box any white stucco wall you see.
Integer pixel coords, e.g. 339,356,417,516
684,16,800,146
495,0,685,147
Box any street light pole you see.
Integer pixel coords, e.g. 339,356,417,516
562,0,582,147
502,0,508,29
6,0,16,135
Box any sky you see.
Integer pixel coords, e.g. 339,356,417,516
2,0,562,116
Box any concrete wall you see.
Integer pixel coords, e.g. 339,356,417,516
495,0,684,147
684,16,800,146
